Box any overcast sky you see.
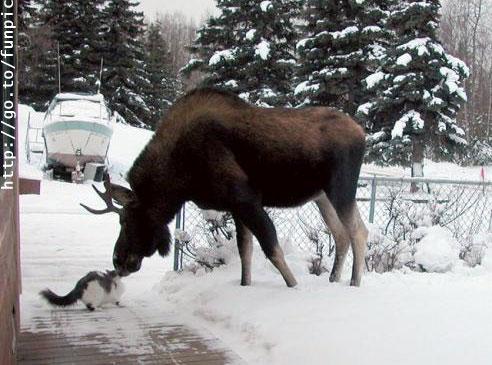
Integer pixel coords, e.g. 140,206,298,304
137,0,217,21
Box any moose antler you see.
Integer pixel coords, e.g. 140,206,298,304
80,174,122,215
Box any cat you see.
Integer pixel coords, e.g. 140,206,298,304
40,270,124,311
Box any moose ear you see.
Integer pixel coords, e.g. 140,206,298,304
109,183,135,206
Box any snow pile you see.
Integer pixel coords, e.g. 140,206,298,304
157,247,492,365
414,226,460,272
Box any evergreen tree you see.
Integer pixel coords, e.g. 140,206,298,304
40,0,83,92
19,0,59,109
295,0,393,114
144,21,180,129
100,0,151,127
356,0,469,168
74,0,107,91
182,0,301,107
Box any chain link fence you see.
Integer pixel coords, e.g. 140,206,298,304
172,176,492,271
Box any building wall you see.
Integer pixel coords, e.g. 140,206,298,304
0,184,20,364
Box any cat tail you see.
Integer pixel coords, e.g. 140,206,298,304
39,287,81,307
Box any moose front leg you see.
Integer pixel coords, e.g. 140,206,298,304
234,203,297,288
233,216,253,286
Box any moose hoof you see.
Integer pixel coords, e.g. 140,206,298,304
350,278,361,287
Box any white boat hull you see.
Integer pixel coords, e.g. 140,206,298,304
44,120,113,169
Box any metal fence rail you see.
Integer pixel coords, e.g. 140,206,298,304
173,176,492,271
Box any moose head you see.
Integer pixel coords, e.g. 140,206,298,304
80,175,171,276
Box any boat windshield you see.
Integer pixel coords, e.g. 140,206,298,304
52,100,111,120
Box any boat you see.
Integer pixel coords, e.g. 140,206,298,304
42,92,114,179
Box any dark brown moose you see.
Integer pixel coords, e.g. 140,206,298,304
82,88,368,287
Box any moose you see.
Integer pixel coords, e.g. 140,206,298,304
82,88,368,287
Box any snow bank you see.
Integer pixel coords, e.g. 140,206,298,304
107,122,153,177
414,226,460,272
157,247,492,365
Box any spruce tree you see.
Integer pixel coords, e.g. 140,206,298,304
19,0,59,109
295,0,393,114
74,0,107,91
100,0,151,127
356,0,469,169
144,21,180,129
40,0,83,92
182,0,301,107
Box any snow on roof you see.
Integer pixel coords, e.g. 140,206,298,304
55,92,105,103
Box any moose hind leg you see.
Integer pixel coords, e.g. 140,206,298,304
315,195,351,283
339,203,368,287
234,203,297,288
233,216,253,286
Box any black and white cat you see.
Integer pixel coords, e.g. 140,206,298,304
40,270,124,311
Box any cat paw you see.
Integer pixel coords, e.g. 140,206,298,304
86,304,95,311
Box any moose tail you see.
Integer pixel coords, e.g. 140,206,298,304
39,287,80,307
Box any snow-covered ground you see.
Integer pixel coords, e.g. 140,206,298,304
18,104,492,364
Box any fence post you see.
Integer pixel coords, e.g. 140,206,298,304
368,176,377,224
173,207,183,272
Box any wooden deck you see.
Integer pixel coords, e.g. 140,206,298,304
17,306,242,364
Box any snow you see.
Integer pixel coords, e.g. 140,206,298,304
391,110,424,138
357,102,373,116
157,248,492,365
440,67,460,94
362,25,381,34
397,37,430,56
294,81,320,95
208,48,236,66
55,92,105,102
245,29,256,41
107,122,153,176
365,71,385,89
396,53,412,66
255,40,271,60
260,1,273,12
17,101,492,364
414,226,460,272
296,37,312,50
330,26,359,40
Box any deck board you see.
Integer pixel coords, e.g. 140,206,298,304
17,307,242,364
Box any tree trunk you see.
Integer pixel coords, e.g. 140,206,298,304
411,137,424,193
